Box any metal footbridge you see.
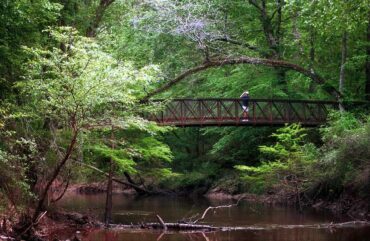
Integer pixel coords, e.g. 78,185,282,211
145,98,344,127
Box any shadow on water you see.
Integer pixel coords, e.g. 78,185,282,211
54,193,370,241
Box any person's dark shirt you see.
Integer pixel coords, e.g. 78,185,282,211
241,94,249,107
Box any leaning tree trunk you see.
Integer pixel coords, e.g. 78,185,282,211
32,127,78,223
14,123,79,239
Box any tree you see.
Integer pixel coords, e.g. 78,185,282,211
14,26,163,234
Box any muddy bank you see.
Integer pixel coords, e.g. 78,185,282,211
68,182,136,195
0,211,98,241
205,188,370,220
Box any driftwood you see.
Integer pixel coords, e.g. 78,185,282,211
156,215,167,230
112,222,218,231
110,220,370,232
192,198,243,224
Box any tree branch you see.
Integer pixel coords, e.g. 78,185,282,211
51,177,70,203
192,198,243,224
248,0,263,13
86,0,115,37
77,161,162,195
213,37,261,52
156,215,167,230
142,56,340,101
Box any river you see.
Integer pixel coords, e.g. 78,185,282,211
53,192,370,241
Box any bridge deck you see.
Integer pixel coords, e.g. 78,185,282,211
146,99,339,127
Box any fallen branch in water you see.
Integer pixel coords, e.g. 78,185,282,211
156,215,167,230
192,197,243,224
110,220,370,231
114,222,219,231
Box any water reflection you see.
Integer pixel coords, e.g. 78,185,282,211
79,228,370,241
57,193,370,241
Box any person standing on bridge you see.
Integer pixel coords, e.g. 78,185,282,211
240,90,249,121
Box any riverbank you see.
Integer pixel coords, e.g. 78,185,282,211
205,187,370,220
66,181,370,220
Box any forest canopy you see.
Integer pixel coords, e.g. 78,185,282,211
0,0,369,238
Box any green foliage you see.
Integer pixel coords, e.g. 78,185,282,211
259,124,307,161
0,0,62,99
161,161,219,190
234,113,370,198
0,0,370,213
312,113,370,196
132,136,173,164
0,139,37,210
22,27,142,125
321,111,361,142
235,124,315,193
89,144,137,174
235,162,288,194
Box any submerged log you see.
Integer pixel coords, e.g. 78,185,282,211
110,220,370,231
111,222,219,231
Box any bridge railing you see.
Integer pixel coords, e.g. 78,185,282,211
146,99,339,126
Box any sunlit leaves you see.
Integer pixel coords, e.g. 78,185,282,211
89,144,137,174
22,26,160,129
259,124,307,161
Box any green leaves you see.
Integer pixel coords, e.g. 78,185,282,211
22,26,159,129
132,136,173,164
90,144,137,174
259,124,307,162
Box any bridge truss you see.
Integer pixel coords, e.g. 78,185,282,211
146,99,340,127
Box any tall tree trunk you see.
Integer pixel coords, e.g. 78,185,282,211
249,0,286,89
308,28,316,92
104,161,113,226
339,32,348,94
366,13,370,101
339,32,348,111
104,126,115,226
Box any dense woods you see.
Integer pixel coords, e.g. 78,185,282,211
0,0,370,240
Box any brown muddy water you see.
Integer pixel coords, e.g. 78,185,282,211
53,193,370,241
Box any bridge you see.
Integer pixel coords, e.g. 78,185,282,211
146,98,340,127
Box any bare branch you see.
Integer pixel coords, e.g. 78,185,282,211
156,215,167,230
192,198,243,224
